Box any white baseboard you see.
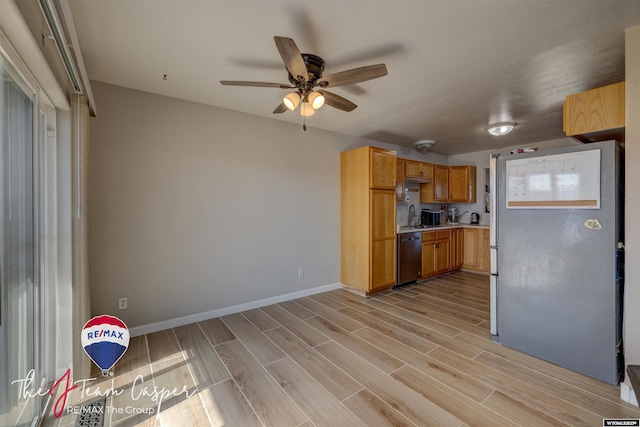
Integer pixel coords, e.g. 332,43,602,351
128,282,342,337
620,381,639,406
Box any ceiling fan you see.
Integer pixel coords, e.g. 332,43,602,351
220,36,388,118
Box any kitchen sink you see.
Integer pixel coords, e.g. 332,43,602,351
399,224,446,231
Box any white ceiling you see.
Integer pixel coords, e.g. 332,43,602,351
67,0,640,155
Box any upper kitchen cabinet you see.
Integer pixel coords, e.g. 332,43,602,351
448,166,477,203
370,148,397,189
563,81,625,143
420,164,449,203
341,146,397,294
405,160,433,182
433,165,449,202
396,159,405,201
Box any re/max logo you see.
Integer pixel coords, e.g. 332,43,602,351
86,330,124,340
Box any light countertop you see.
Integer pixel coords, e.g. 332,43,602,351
397,223,489,234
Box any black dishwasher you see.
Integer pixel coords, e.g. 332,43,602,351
397,231,422,286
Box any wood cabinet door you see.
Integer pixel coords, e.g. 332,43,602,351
370,148,396,189
371,190,396,239
421,242,436,278
405,160,434,181
448,166,469,202
448,166,477,203
421,163,434,180
563,81,625,136
370,190,396,289
372,238,396,289
463,228,478,269
449,228,464,270
396,159,405,201
477,228,490,273
433,165,449,201
435,239,450,274
404,160,422,178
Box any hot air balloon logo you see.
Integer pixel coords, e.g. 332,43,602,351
81,315,130,376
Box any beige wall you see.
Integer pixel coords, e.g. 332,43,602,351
624,25,640,399
88,82,401,329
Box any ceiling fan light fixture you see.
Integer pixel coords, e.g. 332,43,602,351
486,122,517,136
308,91,325,109
300,102,315,116
283,92,300,111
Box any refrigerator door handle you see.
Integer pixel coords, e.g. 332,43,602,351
490,247,498,275
489,154,498,247
490,274,498,337
489,153,499,341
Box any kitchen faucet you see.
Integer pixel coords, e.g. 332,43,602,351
408,204,416,225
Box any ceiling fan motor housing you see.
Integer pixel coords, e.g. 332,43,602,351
288,54,325,86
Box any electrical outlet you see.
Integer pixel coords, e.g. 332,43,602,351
118,297,128,310
297,268,304,278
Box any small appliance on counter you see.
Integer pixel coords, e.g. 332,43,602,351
470,212,480,224
421,209,441,226
447,207,460,225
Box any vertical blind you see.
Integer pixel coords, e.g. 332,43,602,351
0,55,38,427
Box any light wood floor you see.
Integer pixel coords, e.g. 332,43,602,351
45,271,640,426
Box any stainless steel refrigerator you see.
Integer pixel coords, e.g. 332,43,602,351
489,140,624,385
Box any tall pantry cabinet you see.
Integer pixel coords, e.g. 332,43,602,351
341,146,397,294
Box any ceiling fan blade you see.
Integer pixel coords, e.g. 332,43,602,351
317,64,387,88
220,80,293,89
274,36,308,82
318,90,357,112
273,102,288,114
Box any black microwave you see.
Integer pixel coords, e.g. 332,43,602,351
421,210,441,226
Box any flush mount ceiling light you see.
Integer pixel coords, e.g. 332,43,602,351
486,122,517,136
415,140,436,153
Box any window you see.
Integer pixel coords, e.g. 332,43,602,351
0,45,58,427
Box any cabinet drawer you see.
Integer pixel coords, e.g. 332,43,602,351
423,230,449,242
436,230,449,240
422,231,436,242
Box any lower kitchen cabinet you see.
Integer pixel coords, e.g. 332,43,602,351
422,230,450,278
421,240,436,278
462,227,490,273
477,228,490,272
449,227,464,270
